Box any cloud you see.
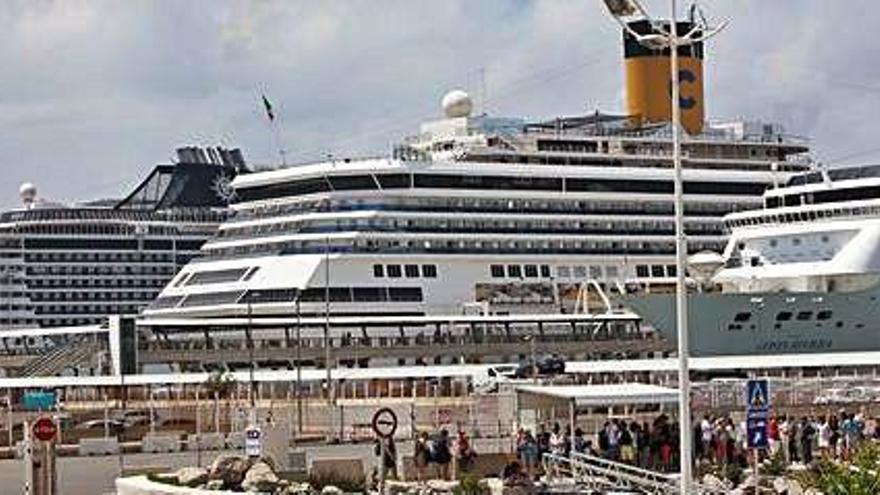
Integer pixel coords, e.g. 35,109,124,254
0,0,876,207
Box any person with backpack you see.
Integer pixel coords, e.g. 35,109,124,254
434,429,452,480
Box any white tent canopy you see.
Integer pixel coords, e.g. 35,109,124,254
517,383,680,407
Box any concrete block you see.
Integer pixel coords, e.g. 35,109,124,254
78,437,120,456
225,431,245,449
142,434,181,454
187,433,226,451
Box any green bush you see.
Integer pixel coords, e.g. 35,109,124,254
453,474,489,495
760,449,788,477
794,443,880,495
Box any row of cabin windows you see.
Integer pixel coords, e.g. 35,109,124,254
490,264,552,279
234,173,769,203
372,264,437,279
729,204,880,229
734,310,834,322
234,195,747,223
635,264,677,278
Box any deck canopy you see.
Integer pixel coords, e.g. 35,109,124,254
517,383,680,407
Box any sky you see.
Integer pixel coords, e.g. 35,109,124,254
1,0,879,207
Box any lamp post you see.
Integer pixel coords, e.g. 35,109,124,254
602,1,726,492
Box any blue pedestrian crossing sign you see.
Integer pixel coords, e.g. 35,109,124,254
747,416,769,449
746,379,770,413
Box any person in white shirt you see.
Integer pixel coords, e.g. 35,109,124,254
817,416,831,456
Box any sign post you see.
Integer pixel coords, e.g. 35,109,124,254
372,408,398,495
746,379,770,494
245,425,262,459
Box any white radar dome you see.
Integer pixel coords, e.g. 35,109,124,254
442,89,473,118
19,182,37,203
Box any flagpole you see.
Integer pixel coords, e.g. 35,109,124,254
260,92,288,167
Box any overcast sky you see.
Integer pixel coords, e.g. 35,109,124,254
1,0,879,207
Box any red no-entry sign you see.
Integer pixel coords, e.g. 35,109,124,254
32,417,57,442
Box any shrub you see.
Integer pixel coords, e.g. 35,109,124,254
453,474,489,495
795,443,880,495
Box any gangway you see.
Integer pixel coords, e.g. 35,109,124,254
17,341,103,377
543,452,726,494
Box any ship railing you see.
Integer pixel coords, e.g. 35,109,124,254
141,327,651,353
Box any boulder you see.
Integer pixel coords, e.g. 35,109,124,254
173,467,208,487
425,479,458,493
286,482,312,494
151,472,179,485
209,454,253,488
481,477,504,495
385,480,420,494
772,476,788,493
321,486,344,495
702,473,728,491
241,461,281,493
205,479,225,491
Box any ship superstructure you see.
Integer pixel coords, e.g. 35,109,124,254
626,165,880,356
143,100,810,322
0,147,246,328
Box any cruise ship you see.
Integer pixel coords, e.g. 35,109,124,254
626,164,880,356
141,20,813,327
0,147,246,328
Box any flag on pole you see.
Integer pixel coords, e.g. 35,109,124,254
262,94,275,121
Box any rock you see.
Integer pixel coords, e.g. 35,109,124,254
152,472,179,485
481,477,504,495
174,467,208,487
386,480,419,494
205,479,225,491
772,476,788,493
209,454,253,488
242,461,281,493
702,474,728,491
321,486,344,495
425,479,458,493
286,481,312,494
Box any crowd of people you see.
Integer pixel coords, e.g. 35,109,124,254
375,428,478,483
515,414,683,476
512,409,880,481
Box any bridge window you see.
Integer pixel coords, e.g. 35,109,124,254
387,265,402,278
816,310,833,320
733,312,751,322
422,264,437,278
796,311,813,321
651,265,665,278
635,265,649,278
490,265,505,278
524,265,538,278
507,265,522,278
540,265,551,278
776,311,793,321
404,265,419,278
352,287,387,302
373,264,384,278
388,287,423,302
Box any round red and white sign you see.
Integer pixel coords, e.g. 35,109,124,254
32,417,57,442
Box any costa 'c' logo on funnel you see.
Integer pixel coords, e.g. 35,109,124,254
678,69,697,109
